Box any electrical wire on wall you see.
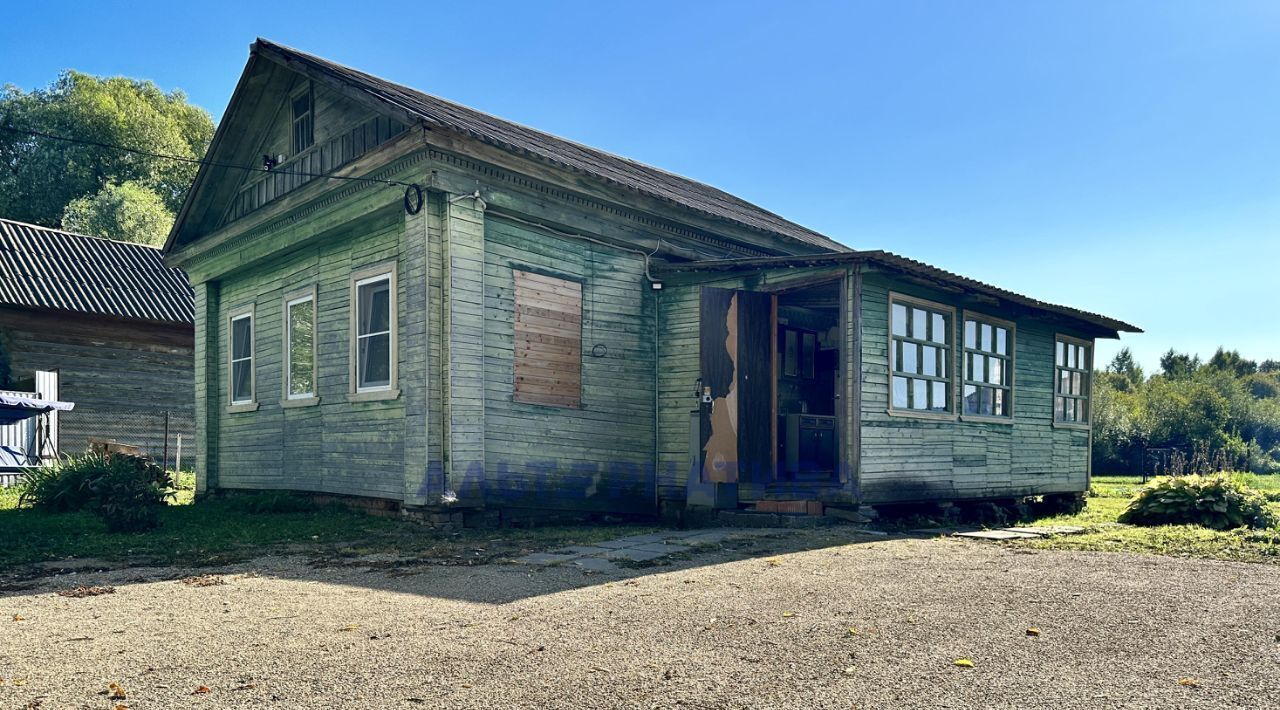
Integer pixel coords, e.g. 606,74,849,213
0,124,426,216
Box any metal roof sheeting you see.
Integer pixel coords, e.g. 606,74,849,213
253,39,848,254
0,218,194,325
655,249,1142,335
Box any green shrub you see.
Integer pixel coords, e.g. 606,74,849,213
1118,475,1277,530
19,453,173,532
18,455,102,512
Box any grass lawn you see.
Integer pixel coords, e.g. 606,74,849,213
0,472,656,573
1018,473,1280,563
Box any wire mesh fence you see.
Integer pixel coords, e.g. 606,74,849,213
61,407,196,471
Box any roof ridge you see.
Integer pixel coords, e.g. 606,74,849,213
251,38,846,252
0,217,165,252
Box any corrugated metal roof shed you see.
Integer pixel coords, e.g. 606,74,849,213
0,218,193,325
655,250,1142,335
252,38,848,254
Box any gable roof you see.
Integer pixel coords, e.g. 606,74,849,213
168,39,847,255
0,218,193,325
656,250,1142,336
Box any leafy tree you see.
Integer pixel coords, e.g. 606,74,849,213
1260,360,1280,374
1206,347,1257,377
62,180,171,247
1159,349,1201,380
0,71,213,242
1104,347,1144,392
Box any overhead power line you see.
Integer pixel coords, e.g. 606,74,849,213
0,123,419,189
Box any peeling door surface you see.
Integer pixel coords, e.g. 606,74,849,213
699,287,738,483
699,287,774,486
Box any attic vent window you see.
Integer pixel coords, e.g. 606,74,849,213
292,88,314,154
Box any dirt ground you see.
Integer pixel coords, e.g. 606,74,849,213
2,530,1278,709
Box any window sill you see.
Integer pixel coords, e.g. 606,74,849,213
226,402,259,414
884,408,956,422
282,396,321,409
1052,421,1091,431
959,414,1015,426
348,388,400,403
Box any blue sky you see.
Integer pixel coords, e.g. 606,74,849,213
4,1,1277,371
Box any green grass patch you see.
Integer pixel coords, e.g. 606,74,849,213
1020,473,1280,563
0,474,656,573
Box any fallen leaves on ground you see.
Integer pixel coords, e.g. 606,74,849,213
107,682,127,699
953,659,975,668
12,614,24,621
180,575,226,587
192,685,211,694
781,611,796,618
340,623,359,632
57,585,115,598
847,627,860,635
766,558,782,567
1026,627,1042,637
1178,678,1201,688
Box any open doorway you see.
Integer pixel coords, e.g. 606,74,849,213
774,280,842,481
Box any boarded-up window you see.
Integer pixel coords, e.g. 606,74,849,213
513,269,582,408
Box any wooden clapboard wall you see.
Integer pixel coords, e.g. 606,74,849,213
512,270,583,408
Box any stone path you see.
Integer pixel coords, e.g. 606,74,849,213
513,528,783,572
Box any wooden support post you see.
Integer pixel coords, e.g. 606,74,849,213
193,281,221,495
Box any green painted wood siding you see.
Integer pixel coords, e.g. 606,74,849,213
482,215,656,512
858,270,1090,503
656,282,700,502
211,204,413,499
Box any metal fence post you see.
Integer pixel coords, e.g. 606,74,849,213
162,410,170,470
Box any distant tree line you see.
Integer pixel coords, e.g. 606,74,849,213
1094,347,1280,475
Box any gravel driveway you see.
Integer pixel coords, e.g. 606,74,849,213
2,531,1278,709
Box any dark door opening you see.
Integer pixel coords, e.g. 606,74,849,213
774,281,842,481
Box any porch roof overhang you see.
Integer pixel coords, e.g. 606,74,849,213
654,250,1142,338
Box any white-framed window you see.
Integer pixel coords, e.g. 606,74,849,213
228,308,255,405
285,287,316,400
963,314,1014,418
350,264,397,394
889,294,954,415
1055,336,1092,424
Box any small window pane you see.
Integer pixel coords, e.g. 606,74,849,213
1076,399,1087,422
931,381,946,412
964,320,977,349
963,384,978,414
358,333,391,389
892,376,909,408
891,304,908,337
911,308,926,340
912,378,927,410
995,328,1007,356
232,361,252,403
232,317,252,360
980,323,992,352
989,358,1003,386
903,343,918,374
922,345,937,377
1056,341,1066,367
288,298,315,397
973,354,985,383
358,279,391,336
994,388,1006,416
930,313,946,344
1066,345,1076,368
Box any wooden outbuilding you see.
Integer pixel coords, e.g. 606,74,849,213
164,39,1139,523
0,218,194,462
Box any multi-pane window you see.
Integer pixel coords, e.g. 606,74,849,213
1055,337,1091,424
890,296,953,414
963,316,1013,417
285,291,316,399
292,88,314,154
354,272,393,392
229,311,254,405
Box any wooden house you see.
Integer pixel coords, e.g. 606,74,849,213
164,39,1139,523
0,218,195,462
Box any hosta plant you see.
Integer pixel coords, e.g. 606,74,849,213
1118,474,1276,531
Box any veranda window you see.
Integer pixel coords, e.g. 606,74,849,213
890,295,953,414
963,315,1014,418
1055,336,1091,424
